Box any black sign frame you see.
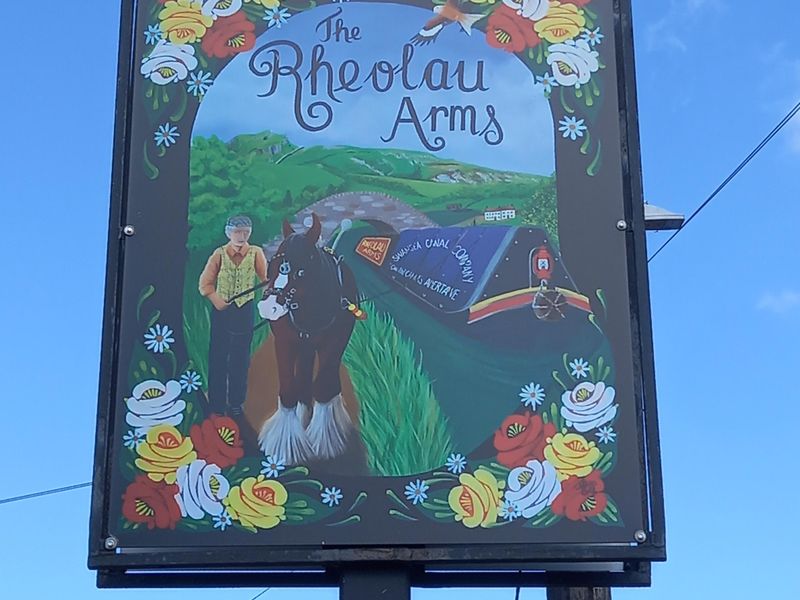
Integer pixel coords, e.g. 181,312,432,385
89,0,665,588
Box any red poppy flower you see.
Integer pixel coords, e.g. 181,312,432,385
493,412,556,468
201,12,256,59
191,414,244,468
486,5,541,53
121,475,181,529
551,470,608,521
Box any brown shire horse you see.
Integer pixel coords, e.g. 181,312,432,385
257,213,360,464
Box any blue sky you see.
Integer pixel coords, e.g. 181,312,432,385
194,3,554,174
1,1,799,599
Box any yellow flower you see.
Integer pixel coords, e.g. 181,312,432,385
159,0,214,45
135,424,197,484
448,468,502,528
224,475,288,530
244,0,281,9
543,431,601,480
534,2,586,44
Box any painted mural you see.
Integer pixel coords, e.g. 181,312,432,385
110,0,644,546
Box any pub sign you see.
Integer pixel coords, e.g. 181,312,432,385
90,0,665,586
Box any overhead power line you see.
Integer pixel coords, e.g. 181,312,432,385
0,482,92,506
648,99,800,263
250,588,271,600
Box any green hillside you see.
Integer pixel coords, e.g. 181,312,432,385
188,130,557,252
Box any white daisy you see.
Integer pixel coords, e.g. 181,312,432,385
154,123,180,148
122,429,145,449
213,510,232,531
260,455,286,478
445,453,467,475
143,324,175,353
321,486,343,507
499,499,522,522
264,7,290,28
569,358,590,379
187,70,214,97
144,24,163,45
596,426,617,444
558,116,587,141
404,479,429,505
519,383,546,409
179,370,202,392
581,27,604,47
536,71,559,95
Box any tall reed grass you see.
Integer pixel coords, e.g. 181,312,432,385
344,303,453,476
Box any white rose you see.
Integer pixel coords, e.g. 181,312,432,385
546,40,599,88
202,0,243,18
502,0,549,20
125,379,185,432
505,460,561,519
560,381,617,432
140,40,198,85
175,459,231,519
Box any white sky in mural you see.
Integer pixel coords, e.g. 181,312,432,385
194,3,555,175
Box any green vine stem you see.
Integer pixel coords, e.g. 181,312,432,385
559,86,575,115
588,313,603,335
143,143,159,180
170,87,188,122
163,348,177,378
590,78,601,98
562,353,574,383
328,515,361,527
136,285,156,323
386,489,409,510
283,466,310,477
580,129,592,155
587,139,602,176
552,370,568,391
348,491,368,513
388,509,417,522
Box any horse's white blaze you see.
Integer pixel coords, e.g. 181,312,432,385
258,295,288,321
273,272,289,290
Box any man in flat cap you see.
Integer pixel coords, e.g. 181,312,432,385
199,215,267,417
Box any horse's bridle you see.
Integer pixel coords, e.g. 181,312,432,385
263,246,357,339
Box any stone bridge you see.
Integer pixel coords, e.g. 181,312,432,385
263,192,437,256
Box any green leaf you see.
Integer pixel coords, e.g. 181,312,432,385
146,310,161,330
527,508,561,528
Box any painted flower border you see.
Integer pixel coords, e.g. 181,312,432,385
119,284,365,532
138,0,606,179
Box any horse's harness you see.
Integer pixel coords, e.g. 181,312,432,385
262,245,364,340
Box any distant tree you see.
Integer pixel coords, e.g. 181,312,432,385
519,176,559,246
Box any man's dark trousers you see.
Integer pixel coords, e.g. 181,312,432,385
207,303,254,416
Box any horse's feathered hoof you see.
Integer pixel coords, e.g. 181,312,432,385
258,402,313,465
296,402,312,429
306,394,354,460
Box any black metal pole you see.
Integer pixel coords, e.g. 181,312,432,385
546,587,612,600
339,568,410,600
